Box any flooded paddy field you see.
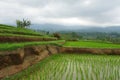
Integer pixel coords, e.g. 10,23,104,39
3,54,120,80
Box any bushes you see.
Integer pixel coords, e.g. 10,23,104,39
16,19,31,28
53,33,61,39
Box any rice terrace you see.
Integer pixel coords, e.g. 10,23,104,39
0,24,120,80
2,54,119,80
0,0,120,79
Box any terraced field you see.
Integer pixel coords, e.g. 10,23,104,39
3,54,120,80
0,24,120,80
0,40,65,51
0,24,41,36
0,24,55,41
64,41,120,48
0,24,62,51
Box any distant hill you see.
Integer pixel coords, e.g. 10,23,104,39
78,26,120,33
30,24,73,32
30,24,120,33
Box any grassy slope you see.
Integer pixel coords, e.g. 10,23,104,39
64,40,120,48
0,24,61,51
0,24,54,38
0,40,65,51
3,54,120,80
0,24,40,35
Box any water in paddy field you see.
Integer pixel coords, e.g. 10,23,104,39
4,54,120,80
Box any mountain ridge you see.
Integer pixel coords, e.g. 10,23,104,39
30,24,120,33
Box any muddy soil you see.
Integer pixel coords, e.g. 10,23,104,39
61,47,120,55
0,45,120,79
0,36,57,42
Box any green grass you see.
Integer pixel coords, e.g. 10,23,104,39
0,24,40,35
0,24,54,38
0,24,61,51
64,40,120,48
0,40,65,51
2,54,120,80
0,33,54,38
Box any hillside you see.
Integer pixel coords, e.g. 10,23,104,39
0,24,56,42
0,24,41,36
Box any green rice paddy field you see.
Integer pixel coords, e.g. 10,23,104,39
3,54,120,80
1,40,120,51
0,40,65,51
64,41,120,48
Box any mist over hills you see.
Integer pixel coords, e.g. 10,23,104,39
30,24,120,33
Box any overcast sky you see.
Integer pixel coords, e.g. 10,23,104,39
0,0,120,27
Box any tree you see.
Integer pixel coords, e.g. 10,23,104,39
16,19,31,28
16,20,23,28
53,33,61,39
46,31,49,35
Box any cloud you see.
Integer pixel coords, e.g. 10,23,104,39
0,0,120,26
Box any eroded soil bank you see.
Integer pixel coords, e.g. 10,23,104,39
61,47,120,55
0,45,60,79
0,45,120,79
0,36,57,42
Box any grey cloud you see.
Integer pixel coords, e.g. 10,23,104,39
0,0,120,26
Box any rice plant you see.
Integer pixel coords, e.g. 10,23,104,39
2,54,120,80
